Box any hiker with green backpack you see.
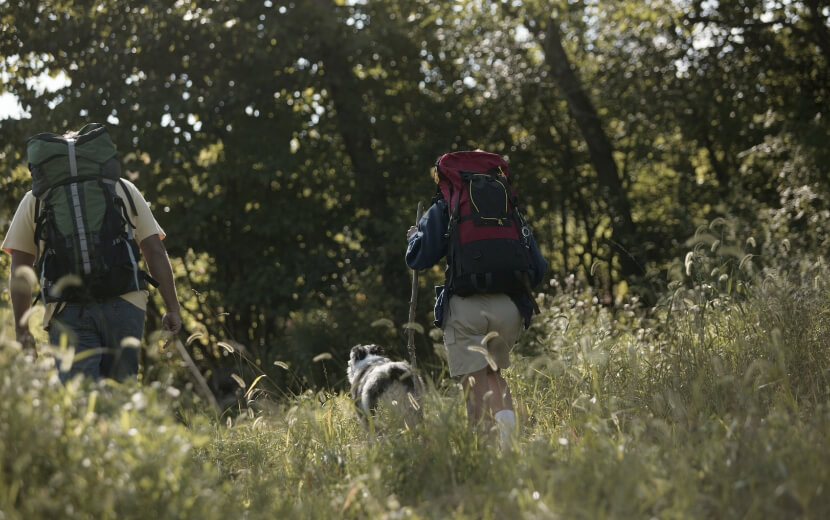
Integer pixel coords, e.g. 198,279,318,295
3,124,181,382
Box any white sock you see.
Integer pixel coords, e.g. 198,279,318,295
494,409,516,450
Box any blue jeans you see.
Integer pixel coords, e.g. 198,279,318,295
48,297,146,382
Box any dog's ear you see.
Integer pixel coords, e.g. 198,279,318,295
367,344,383,355
351,345,367,361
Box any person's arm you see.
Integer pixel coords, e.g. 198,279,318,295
139,234,182,334
9,250,36,350
405,199,449,270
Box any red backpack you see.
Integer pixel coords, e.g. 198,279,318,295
435,150,535,297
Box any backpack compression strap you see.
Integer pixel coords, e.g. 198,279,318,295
66,139,93,275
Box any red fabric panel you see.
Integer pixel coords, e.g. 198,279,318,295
457,218,519,243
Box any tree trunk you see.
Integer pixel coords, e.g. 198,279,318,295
543,19,642,277
313,0,383,219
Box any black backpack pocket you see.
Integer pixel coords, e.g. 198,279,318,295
463,172,512,228
95,236,145,298
451,238,532,296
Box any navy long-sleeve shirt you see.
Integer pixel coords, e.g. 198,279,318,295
405,197,547,329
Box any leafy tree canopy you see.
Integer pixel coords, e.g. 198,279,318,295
1,0,827,390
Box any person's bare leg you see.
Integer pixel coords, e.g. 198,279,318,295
462,368,491,427
488,370,517,450
463,368,514,439
487,370,512,412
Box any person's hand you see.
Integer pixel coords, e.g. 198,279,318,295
407,226,418,240
162,310,182,335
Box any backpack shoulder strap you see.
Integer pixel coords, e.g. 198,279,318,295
33,196,45,259
431,186,444,205
117,179,139,217
32,197,48,306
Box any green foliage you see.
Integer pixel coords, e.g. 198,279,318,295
1,256,829,518
509,261,830,518
0,347,236,519
1,0,828,391
1,2,828,515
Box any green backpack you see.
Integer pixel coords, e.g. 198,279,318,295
27,123,152,303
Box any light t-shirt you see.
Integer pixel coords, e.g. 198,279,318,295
2,179,165,327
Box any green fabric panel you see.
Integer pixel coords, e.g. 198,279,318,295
49,181,106,275
51,183,106,236
82,183,107,233
52,186,76,237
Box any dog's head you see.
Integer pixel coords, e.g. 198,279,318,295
347,344,385,383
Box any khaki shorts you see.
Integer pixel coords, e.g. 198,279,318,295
442,293,522,377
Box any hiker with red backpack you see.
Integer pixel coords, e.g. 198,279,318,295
4,124,182,382
406,150,547,450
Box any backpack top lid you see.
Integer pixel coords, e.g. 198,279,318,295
27,123,121,198
435,150,510,207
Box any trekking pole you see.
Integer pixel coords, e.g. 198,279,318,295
406,201,424,369
170,336,222,414
162,326,221,414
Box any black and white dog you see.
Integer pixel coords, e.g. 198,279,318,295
347,344,425,429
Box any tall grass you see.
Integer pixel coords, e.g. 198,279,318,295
0,259,828,518
509,259,830,519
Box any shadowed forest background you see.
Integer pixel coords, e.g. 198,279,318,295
1,0,828,399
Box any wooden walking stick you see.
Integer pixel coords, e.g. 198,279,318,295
171,337,221,414
406,201,424,369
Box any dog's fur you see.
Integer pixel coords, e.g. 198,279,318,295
347,344,424,429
